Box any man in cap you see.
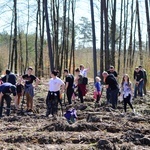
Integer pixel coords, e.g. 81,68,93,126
0,82,17,117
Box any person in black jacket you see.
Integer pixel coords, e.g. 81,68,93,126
106,66,118,104
134,66,144,98
102,71,119,109
64,69,74,105
139,66,147,95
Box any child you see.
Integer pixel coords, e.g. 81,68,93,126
121,74,135,114
94,76,102,103
64,105,77,124
16,76,24,110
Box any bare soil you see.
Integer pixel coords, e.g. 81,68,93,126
0,81,150,150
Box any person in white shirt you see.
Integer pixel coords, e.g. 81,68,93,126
79,64,90,77
46,70,65,118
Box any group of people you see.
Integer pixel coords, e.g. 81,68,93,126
100,65,147,114
0,67,40,118
0,64,147,119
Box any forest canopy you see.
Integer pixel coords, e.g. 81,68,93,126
0,0,149,80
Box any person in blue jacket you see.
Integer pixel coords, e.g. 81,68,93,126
0,82,17,117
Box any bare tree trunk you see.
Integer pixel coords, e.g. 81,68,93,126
25,0,29,73
127,0,134,68
60,0,67,74
145,0,150,55
35,8,38,76
123,0,129,71
11,0,17,73
90,0,97,79
44,0,54,71
136,0,143,65
18,31,24,75
69,0,76,74
117,0,123,74
103,0,109,70
8,12,14,69
131,18,137,66
100,0,104,78
110,0,116,66
38,0,45,77
66,0,71,69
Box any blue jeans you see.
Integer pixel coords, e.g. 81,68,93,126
134,80,144,98
110,89,119,109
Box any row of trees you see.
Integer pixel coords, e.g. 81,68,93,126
0,0,150,79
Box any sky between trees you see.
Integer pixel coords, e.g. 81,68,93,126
0,0,148,48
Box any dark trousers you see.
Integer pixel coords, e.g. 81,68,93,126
66,88,74,104
0,95,12,117
96,94,101,103
78,87,84,103
46,91,59,116
123,94,133,112
143,80,147,95
106,88,111,104
110,89,119,109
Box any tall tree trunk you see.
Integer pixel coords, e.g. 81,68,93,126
123,0,129,71
110,0,116,66
103,0,109,70
127,0,134,68
38,0,45,77
136,0,143,65
131,18,137,66
66,0,71,69
8,12,14,69
35,1,39,76
100,0,104,78
44,0,54,71
90,0,97,79
53,0,60,70
11,0,17,73
62,0,67,72
69,0,76,74
18,31,24,75
25,0,29,73
145,0,150,55
117,0,123,74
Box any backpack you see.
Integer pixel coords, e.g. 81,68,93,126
82,77,88,85
78,75,88,85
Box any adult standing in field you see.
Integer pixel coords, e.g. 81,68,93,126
133,66,144,98
102,71,119,109
46,70,65,118
1,69,17,85
22,67,40,112
64,69,74,105
0,83,17,118
139,66,147,95
106,66,118,104
107,65,118,78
